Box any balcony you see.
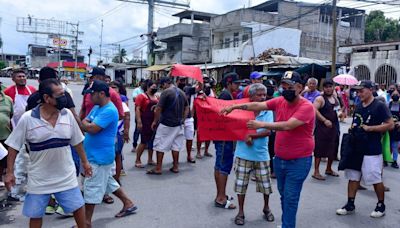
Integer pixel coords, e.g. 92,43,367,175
157,23,194,41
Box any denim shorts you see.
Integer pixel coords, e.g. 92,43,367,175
115,134,124,155
23,186,84,218
214,141,234,175
84,163,120,204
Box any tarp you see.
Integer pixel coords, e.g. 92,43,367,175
170,64,203,83
143,64,171,71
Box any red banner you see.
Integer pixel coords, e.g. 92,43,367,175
170,64,203,83
195,97,256,141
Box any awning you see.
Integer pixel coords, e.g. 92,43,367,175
144,64,171,71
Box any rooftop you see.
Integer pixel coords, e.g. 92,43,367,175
173,10,217,21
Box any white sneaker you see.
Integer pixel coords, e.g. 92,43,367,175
56,206,73,217
370,210,385,218
336,204,355,215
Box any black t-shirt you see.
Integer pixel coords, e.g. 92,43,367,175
158,85,188,127
26,91,75,111
218,89,233,101
352,99,392,156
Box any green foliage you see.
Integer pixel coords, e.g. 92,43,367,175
112,48,128,63
0,61,5,70
365,10,400,42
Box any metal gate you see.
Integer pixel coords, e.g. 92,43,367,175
375,64,397,87
354,65,371,81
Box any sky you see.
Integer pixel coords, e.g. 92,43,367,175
0,0,400,62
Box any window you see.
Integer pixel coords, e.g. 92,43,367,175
242,34,249,43
219,39,223,49
224,38,230,48
233,32,239,47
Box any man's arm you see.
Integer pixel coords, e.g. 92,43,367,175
69,107,83,131
73,143,92,177
313,97,332,128
221,102,268,115
247,118,305,131
5,147,18,191
81,119,103,134
247,130,271,139
123,111,130,142
151,106,162,130
362,118,394,133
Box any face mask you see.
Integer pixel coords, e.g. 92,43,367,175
266,87,274,97
282,89,296,102
55,95,68,110
150,88,157,94
392,95,399,102
388,90,394,95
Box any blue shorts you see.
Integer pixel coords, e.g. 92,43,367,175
115,134,124,155
23,187,84,218
214,141,234,175
84,163,120,204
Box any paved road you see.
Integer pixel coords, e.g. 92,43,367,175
1,77,400,228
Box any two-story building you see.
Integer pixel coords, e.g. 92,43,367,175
155,10,216,65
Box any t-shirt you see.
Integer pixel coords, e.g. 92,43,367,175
266,97,315,160
158,86,188,127
235,111,273,161
132,87,144,101
26,90,75,111
303,90,320,103
84,102,119,165
82,88,124,118
4,85,37,102
118,102,130,135
0,92,13,140
135,93,158,114
352,99,392,156
5,106,84,194
219,89,234,101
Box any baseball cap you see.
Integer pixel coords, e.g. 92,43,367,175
84,80,110,96
353,80,374,90
159,77,172,85
88,67,105,77
281,71,303,85
250,71,264,80
323,79,334,87
222,72,240,85
264,79,277,87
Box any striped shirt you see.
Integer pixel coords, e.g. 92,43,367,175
5,105,84,194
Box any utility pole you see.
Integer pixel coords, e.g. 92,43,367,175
331,0,337,78
58,34,61,74
100,19,104,63
116,0,189,66
88,46,93,66
74,22,79,80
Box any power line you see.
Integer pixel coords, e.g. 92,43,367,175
80,2,127,24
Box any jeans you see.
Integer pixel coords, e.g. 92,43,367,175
132,121,141,148
274,156,312,228
214,141,234,175
391,140,399,162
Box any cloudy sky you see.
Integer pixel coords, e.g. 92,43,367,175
1,0,399,62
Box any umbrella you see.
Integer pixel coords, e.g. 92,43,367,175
333,74,358,86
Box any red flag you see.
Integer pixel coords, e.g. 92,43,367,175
194,97,256,141
170,64,203,83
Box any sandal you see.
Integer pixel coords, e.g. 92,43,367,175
234,214,245,225
312,174,326,181
146,169,162,175
147,161,156,166
169,167,179,173
215,199,236,209
196,154,203,159
204,153,213,157
187,158,196,164
135,163,145,168
115,205,138,218
325,171,339,177
263,209,275,222
103,195,114,204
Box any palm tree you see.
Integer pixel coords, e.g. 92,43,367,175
112,48,128,63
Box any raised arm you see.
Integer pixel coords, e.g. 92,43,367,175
221,101,268,115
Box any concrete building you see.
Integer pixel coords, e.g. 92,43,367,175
155,10,216,65
340,41,400,86
26,44,84,69
210,0,365,63
1,53,25,67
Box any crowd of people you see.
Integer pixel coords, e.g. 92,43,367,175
0,66,399,228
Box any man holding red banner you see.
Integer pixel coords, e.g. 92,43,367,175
213,72,240,210
222,71,315,228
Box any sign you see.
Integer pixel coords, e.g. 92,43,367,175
195,97,255,141
53,38,68,47
170,64,203,83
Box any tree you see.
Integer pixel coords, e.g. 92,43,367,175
112,48,128,63
365,10,400,42
0,61,5,70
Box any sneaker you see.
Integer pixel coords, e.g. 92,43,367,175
383,161,388,167
370,203,385,218
45,206,56,215
391,161,399,169
336,203,355,215
55,206,73,217
120,169,127,176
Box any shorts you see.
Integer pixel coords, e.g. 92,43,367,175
184,118,195,140
23,186,84,218
115,134,124,155
84,163,120,204
234,157,272,195
0,140,7,168
214,141,234,175
153,123,185,153
344,155,383,186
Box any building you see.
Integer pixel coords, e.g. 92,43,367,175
0,53,26,67
210,0,365,63
154,10,216,65
103,63,146,85
340,41,400,86
26,44,84,69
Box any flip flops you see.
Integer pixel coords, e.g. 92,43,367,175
312,174,326,181
115,205,138,218
325,171,339,177
215,199,236,209
234,215,245,225
169,167,179,173
146,169,162,175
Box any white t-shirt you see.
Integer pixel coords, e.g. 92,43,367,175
117,102,130,135
5,106,84,194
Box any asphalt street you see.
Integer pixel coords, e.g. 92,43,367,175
0,77,399,228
